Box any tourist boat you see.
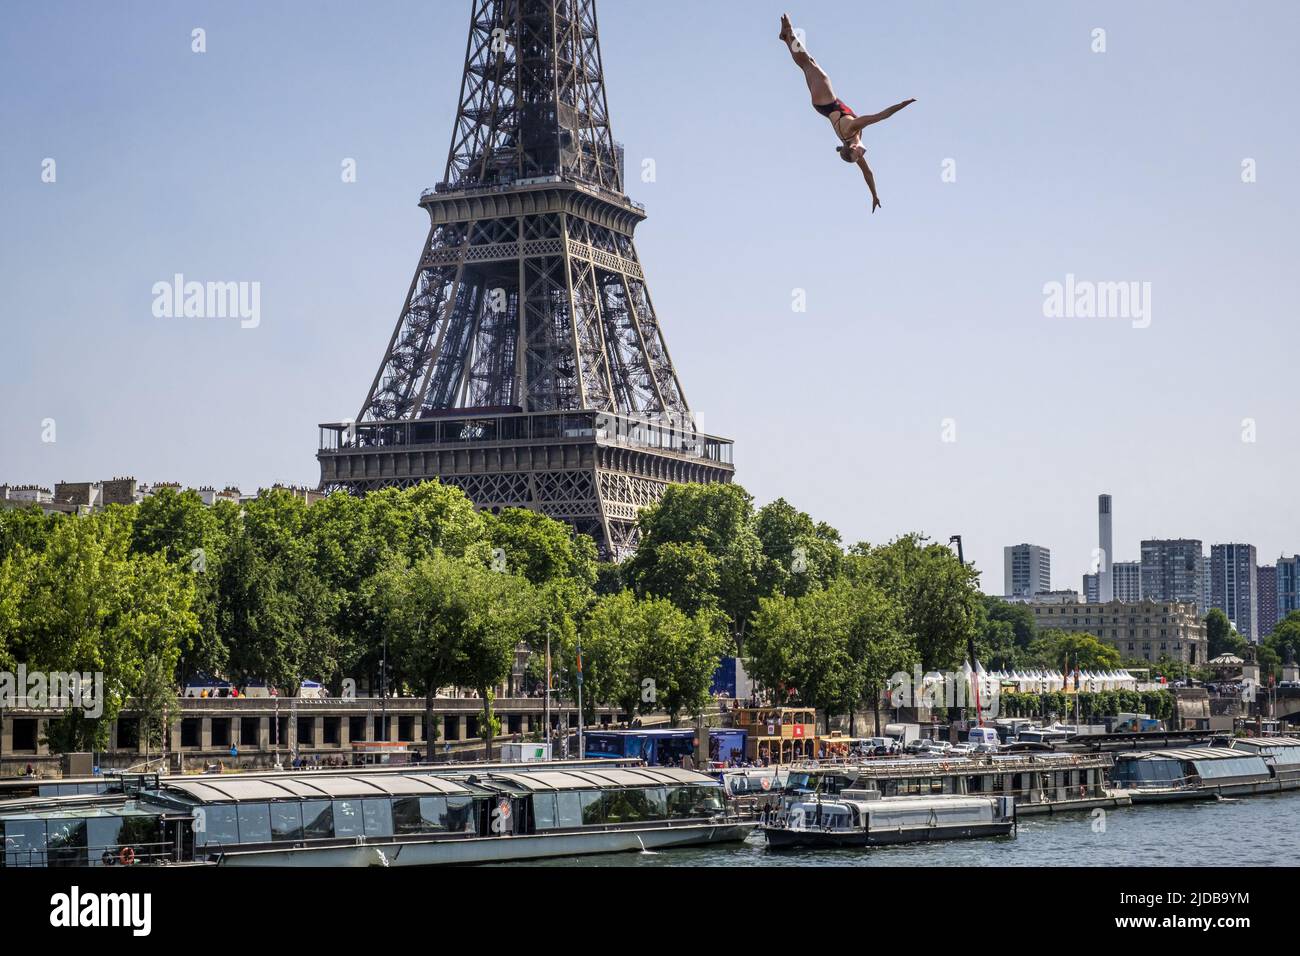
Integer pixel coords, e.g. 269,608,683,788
777,752,1125,816
0,763,753,867
1110,746,1292,803
762,789,1015,849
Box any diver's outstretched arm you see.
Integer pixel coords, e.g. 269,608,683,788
857,158,881,213
849,99,917,134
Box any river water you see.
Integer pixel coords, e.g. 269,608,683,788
529,790,1298,866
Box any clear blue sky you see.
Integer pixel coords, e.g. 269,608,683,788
3,1,1298,593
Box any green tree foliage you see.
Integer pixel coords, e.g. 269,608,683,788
577,591,726,726
749,579,915,719
1263,611,1300,675
623,484,763,649
976,596,1037,669
845,534,982,671
753,497,842,598
1027,630,1121,672
1204,608,1246,660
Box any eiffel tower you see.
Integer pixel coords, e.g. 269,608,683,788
317,0,734,558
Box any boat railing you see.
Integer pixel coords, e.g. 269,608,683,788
2,838,182,869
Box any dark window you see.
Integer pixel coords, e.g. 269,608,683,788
116,717,140,750
211,718,231,748
196,806,239,848
398,716,414,741
444,716,459,741
323,717,341,746
362,799,393,837
300,800,333,839
393,796,443,834
240,717,260,747
46,819,88,867
180,718,201,748
275,717,289,747
12,718,38,751
297,717,314,746
444,796,475,833
507,715,522,734
375,716,390,742
270,803,303,841
466,715,478,740
348,716,366,743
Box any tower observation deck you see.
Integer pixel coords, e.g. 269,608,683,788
318,0,734,557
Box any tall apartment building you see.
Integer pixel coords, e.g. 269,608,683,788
1027,598,1207,664
1004,544,1052,598
1278,556,1300,625
1082,572,1099,603
1209,543,1260,641
1112,560,1143,602
1258,564,1278,638
1140,539,1205,614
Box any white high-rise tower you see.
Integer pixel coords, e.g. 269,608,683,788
1098,494,1114,603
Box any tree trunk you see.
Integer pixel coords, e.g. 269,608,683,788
425,688,435,763
480,690,494,762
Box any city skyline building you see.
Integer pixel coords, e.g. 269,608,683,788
1004,543,1052,598
1258,563,1278,638
1098,493,1114,603
1209,543,1259,641
1140,538,1205,614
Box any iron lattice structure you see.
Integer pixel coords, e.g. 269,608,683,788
318,0,734,557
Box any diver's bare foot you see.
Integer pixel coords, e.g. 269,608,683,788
779,14,794,43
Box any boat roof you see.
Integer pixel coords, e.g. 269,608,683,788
487,767,715,791
160,772,481,804
1118,747,1261,762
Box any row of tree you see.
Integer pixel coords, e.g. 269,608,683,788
9,478,1286,757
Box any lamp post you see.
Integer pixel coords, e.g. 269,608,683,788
949,534,983,728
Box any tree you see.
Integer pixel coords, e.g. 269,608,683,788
976,596,1037,669
623,483,764,651
131,486,228,681
1264,612,1300,675
1027,630,1121,672
1204,608,1246,660
753,498,842,599
846,534,982,671
449,563,537,761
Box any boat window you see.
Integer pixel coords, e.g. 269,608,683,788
393,796,442,833
87,817,124,866
362,798,394,837
603,787,651,823
3,820,48,867
196,806,239,848
556,792,583,828
301,800,334,839
692,785,724,814
47,819,88,867
333,800,364,838
645,787,669,818
237,804,272,844
1194,756,1267,780
579,790,604,825
533,793,558,830
271,803,304,841
444,796,475,833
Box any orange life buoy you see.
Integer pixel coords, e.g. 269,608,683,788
119,846,136,866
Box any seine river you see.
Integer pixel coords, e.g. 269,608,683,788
528,791,1298,866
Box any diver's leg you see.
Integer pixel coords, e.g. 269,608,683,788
848,99,917,133
781,20,834,103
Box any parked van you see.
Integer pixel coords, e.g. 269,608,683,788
967,727,999,747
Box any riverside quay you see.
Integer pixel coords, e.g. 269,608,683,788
0,695,621,775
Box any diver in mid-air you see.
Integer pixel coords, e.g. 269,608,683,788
780,13,915,212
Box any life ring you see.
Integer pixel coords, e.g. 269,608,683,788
118,846,136,866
